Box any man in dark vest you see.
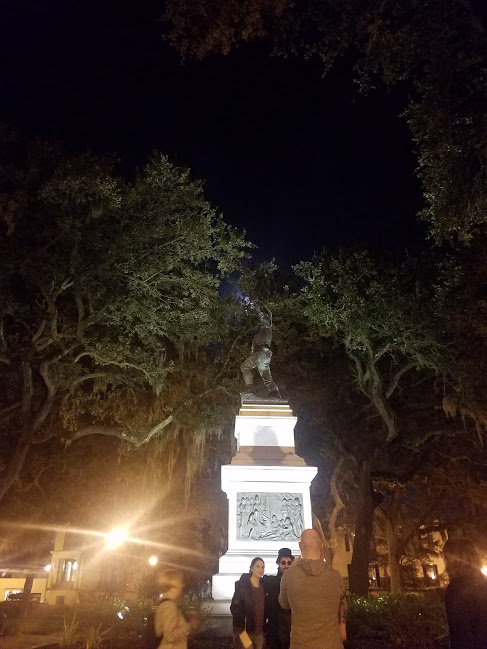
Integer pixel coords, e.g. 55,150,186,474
263,548,294,649
240,299,280,398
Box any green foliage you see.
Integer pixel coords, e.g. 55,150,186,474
164,0,487,242
26,598,211,649
294,249,451,449
347,593,449,649
0,129,249,503
295,249,444,368
0,617,21,636
60,613,81,648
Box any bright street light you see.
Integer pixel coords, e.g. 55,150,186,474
148,556,158,566
105,527,127,550
482,565,487,576
44,564,51,572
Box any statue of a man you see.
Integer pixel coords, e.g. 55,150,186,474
240,299,281,399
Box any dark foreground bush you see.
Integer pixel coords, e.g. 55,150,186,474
1,592,450,649
347,592,449,649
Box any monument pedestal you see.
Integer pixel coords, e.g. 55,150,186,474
211,399,317,604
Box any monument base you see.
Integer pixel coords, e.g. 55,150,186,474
211,400,317,603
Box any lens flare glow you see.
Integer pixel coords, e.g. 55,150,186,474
148,555,158,566
482,566,487,576
105,527,127,550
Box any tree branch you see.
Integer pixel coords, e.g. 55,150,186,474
32,361,57,433
329,458,345,550
386,361,416,399
0,401,20,420
397,490,445,557
73,352,155,381
348,350,366,394
0,362,35,501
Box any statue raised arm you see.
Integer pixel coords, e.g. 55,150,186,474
240,299,281,399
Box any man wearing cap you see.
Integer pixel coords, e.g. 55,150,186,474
262,548,294,649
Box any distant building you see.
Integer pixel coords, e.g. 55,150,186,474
332,524,448,592
0,568,47,602
45,530,138,606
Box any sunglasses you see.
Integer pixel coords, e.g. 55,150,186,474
280,560,292,565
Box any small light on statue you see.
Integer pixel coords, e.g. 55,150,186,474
148,556,158,566
106,527,127,550
44,564,51,572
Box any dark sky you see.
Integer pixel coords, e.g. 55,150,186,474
0,0,426,266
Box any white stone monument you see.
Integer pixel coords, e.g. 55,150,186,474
211,398,317,610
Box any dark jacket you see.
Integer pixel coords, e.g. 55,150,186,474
446,572,487,649
263,572,291,649
279,558,345,649
230,573,263,633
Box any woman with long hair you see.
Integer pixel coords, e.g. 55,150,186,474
230,556,265,649
443,538,487,649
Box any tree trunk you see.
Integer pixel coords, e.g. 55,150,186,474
384,487,402,594
329,458,345,558
385,516,401,594
349,459,375,597
18,573,34,620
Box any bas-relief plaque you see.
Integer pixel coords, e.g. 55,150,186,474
236,492,304,541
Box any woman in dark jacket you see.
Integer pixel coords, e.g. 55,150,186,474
230,557,265,649
443,538,487,649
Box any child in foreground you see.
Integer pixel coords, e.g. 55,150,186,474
155,569,198,649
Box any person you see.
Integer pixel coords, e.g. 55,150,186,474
263,548,294,649
154,569,197,649
443,538,487,649
231,557,266,649
240,299,280,399
279,529,346,649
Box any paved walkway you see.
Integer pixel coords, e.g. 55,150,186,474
0,634,59,649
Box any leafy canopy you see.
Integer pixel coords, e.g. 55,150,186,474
164,0,487,242
0,128,249,501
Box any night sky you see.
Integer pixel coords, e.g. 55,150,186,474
0,0,426,266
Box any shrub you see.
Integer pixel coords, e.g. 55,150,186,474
347,592,449,649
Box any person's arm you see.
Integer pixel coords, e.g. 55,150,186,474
155,601,191,643
230,583,246,632
278,572,290,610
445,584,474,649
253,301,272,328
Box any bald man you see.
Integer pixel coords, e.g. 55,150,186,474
278,529,346,649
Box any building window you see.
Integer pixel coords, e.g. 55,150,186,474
422,563,439,585
65,560,74,582
4,589,23,601
53,559,78,584
368,564,381,588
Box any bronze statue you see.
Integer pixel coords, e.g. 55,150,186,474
240,299,281,399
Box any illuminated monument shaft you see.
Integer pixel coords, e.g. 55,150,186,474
212,399,317,601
